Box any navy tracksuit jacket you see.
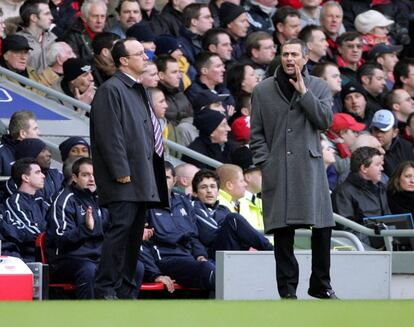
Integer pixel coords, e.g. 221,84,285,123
1,191,49,262
46,185,109,263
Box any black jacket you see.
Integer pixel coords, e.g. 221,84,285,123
182,135,234,169
160,3,183,37
384,137,414,177
158,82,193,125
332,172,391,225
0,135,18,176
90,71,168,207
61,17,94,64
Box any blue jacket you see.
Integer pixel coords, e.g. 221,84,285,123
178,26,202,66
1,192,48,262
191,199,228,248
0,135,18,176
46,185,109,263
5,168,64,204
146,192,208,260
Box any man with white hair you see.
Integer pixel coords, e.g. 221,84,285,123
62,0,107,64
38,42,76,88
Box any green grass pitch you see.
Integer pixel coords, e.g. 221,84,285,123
1,300,414,327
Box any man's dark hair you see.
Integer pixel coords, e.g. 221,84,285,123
9,110,36,140
72,157,93,176
111,38,131,68
311,62,338,78
298,24,324,43
183,3,207,28
195,51,220,74
337,31,361,47
19,0,48,27
245,31,273,57
357,63,383,84
280,38,309,57
202,28,230,50
165,161,176,177
92,32,120,56
350,147,382,173
154,54,176,73
192,169,220,192
272,6,300,27
394,58,414,88
115,0,139,13
12,158,38,187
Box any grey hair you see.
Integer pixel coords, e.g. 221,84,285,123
81,0,107,19
320,0,343,19
46,42,68,66
280,38,309,57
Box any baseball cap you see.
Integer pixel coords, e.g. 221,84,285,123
2,35,33,54
370,109,397,132
192,90,228,113
331,113,366,133
367,43,403,61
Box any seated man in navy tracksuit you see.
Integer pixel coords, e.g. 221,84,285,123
143,162,216,291
191,169,273,259
46,157,110,299
1,158,48,262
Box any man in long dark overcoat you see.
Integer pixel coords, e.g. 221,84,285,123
250,39,337,299
90,38,168,299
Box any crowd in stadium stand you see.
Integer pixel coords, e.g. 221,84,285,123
1,0,414,299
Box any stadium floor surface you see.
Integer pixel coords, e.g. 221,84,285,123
1,300,413,327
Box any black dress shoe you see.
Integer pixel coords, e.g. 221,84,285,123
308,289,338,299
281,293,298,300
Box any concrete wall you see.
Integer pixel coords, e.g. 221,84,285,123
216,251,391,300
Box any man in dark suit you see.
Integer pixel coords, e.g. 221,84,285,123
90,38,168,299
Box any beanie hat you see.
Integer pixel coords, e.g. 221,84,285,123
194,109,226,136
59,137,90,162
15,138,46,160
354,10,394,34
126,22,156,42
231,146,257,172
219,2,246,27
231,116,250,142
63,58,91,82
155,35,182,56
340,81,367,103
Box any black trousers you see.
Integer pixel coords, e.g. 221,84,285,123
95,201,146,299
273,226,332,298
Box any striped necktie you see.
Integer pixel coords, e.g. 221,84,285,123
148,102,164,157
134,82,163,157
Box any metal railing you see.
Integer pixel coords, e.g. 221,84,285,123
0,66,223,167
0,66,90,112
334,213,414,251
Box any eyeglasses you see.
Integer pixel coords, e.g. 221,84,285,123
126,51,145,58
